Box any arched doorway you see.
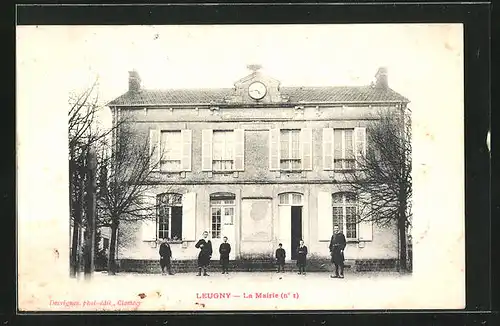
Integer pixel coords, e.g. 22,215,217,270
278,192,304,260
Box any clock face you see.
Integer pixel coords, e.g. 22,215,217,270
248,82,267,100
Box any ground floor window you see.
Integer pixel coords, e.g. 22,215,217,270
332,192,358,240
279,192,303,206
102,238,109,251
157,193,183,241
210,193,236,239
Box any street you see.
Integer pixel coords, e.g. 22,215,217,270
19,270,459,311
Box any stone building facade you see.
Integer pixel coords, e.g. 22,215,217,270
107,66,409,272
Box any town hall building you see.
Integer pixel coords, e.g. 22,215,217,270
107,65,409,272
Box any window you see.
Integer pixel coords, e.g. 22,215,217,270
156,193,183,241
160,131,182,171
102,238,109,251
332,192,358,240
280,129,301,170
150,129,192,172
334,129,355,170
278,192,303,206
269,128,312,171
202,129,244,172
213,130,234,171
210,193,236,239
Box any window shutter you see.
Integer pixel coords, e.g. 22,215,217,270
181,129,192,171
201,129,213,171
322,128,334,170
354,127,366,168
141,193,157,241
233,129,245,171
149,129,160,171
358,192,373,241
317,192,333,241
300,128,313,170
182,192,197,241
269,128,280,170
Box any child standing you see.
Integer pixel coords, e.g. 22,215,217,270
275,243,286,273
296,240,308,275
159,238,173,275
219,236,231,274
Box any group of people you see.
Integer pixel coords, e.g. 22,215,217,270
274,225,346,278
158,225,347,278
159,231,230,276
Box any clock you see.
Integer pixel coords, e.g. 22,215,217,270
248,82,267,100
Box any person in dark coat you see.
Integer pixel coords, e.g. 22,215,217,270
275,243,286,273
159,238,173,275
296,240,308,275
329,225,347,278
219,236,231,274
195,231,212,276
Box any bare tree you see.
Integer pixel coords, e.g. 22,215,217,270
68,78,121,277
96,121,165,275
344,106,412,272
68,79,102,278
69,79,167,276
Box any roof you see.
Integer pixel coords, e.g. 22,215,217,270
107,85,409,106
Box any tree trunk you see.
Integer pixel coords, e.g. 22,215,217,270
398,216,407,272
69,164,77,278
107,220,119,275
83,151,97,281
70,215,80,277
70,169,84,278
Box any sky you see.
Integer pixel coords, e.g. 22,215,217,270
17,24,462,109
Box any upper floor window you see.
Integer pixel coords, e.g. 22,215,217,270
323,127,366,171
280,129,301,170
213,130,234,171
202,129,245,172
334,129,355,170
269,128,312,171
161,131,182,171
149,129,192,172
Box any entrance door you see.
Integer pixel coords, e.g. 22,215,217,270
278,192,304,261
290,206,302,260
210,194,236,260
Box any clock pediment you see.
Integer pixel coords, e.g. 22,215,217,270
225,67,286,105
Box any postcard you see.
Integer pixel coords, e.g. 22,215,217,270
17,23,465,311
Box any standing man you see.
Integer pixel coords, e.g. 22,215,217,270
219,236,231,274
329,225,347,278
275,243,286,273
159,238,174,275
296,240,308,275
195,231,212,276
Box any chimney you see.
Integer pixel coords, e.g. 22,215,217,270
374,67,388,89
128,70,141,92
